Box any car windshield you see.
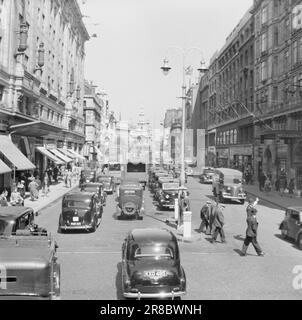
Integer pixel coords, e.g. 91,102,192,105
204,169,214,174
0,220,11,235
224,176,242,184
83,187,98,193
132,245,174,260
64,200,90,209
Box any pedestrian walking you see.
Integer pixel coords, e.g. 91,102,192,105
67,169,72,188
241,206,265,257
28,179,39,201
258,171,266,192
210,201,226,243
10,186,24,206
198,200,211,234
279,170,287,196
17,180,26,200
264,176,272,196
0,189,9,206
42,171,50,197
275,177,280,192
53,166,59,184
288,178,295,198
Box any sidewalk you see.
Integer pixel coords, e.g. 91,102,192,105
24,181,77,213
244,184,302,210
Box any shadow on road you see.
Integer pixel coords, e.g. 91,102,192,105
233,248,244,256
115,262,124,300
234,235,245,242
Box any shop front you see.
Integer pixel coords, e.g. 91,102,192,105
216,148,229,168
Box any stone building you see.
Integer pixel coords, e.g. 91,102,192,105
252,0,302,189
0,0,89,190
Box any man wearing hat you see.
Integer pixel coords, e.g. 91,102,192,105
241,205,265,256
211,200,226,243
198,200,212,234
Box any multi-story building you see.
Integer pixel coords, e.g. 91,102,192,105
0,0,89,189
252,0,302,189
83,80,105,162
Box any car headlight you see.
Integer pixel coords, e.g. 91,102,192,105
165,195,169,199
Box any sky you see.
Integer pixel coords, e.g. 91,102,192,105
80,0,253,128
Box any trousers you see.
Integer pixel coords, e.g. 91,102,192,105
242,236,262,255
212,226,225,242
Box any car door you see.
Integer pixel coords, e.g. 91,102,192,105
288,211,301,239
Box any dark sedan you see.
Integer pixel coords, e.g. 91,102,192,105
59,192,99,233
121,228,186,300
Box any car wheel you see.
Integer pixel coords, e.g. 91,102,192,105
297,234,302,250
240,199,245,205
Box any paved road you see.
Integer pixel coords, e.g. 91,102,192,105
36,178,302,300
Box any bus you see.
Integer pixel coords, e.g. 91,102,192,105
124,162,147,189
108,162,122,185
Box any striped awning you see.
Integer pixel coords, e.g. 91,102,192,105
58,148,77,159
48,148,73,163
0,159,11,174
0,135,35,171
36,147,64,165
66,149,86,160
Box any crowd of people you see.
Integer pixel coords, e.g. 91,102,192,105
0,163,82,207
197,196,265,257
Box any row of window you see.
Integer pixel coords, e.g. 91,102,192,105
216,129,238,146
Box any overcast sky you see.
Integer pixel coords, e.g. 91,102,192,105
81,0,253,128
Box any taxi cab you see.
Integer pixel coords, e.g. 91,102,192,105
155,178,180,210
279,207,302,250
121,228,186,300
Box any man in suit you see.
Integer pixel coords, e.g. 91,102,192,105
210,201,226,243
241,208,265,257
198,200,212,234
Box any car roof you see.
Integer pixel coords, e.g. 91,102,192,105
0,207,33,221
97,175,112,179
287,207,302,212
64,192,95,200
129,228,176,244
215,168,243,175
120,182,142,189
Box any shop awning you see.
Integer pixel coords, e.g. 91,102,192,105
66,149,86,160
36,147,64,165
9,121,62,137
48,148,73,163
0,135,35,171
0,159,11,174
58,148,77,159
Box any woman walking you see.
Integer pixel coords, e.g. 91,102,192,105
42,171,50,197
28,178,39,201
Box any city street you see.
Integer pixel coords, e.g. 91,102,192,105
35,177,302,300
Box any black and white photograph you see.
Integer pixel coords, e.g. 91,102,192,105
0,0,302,306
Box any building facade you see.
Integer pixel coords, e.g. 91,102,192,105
0,0,89,187
253,0,302,189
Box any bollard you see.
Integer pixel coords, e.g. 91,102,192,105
174,198,179,222
183,211,192,239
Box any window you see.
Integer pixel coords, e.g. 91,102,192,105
261,61,268,81
261,6,268,25
261,32,268,52
293,41,298,64
273,55,278,77
273,26,278,47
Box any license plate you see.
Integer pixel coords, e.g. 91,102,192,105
71,222,81,226
73,217,79,222
145,270,167,279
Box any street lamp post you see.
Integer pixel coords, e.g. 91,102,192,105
161,47,208,187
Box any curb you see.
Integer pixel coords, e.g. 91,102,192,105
246,191,287,210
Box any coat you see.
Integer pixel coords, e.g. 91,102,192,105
200,204,210,221
212,206,224,228
246,215,258,237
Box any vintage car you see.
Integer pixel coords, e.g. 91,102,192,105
96,175,115,194
185,167,194,177
82,169,97,183
279,207,302,250
80,182,107,209
59,192,100,232
0,207,47,236
200,167,215,184
117,181,144,220
150,172,173,194
121,228,186,299
212,168,246,204
155,178,180,210
0,207,60,300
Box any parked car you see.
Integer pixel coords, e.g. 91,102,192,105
185,167,194,176
200,167,215,184
116,181,144,220
279,207,302,250
212,168,246,204
80,182,107,209
0,207,60,300
155,178,180,210
0,207,47,236
96,175,115,194
82,169,96,183
121,228,186,299
59,192,100,233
